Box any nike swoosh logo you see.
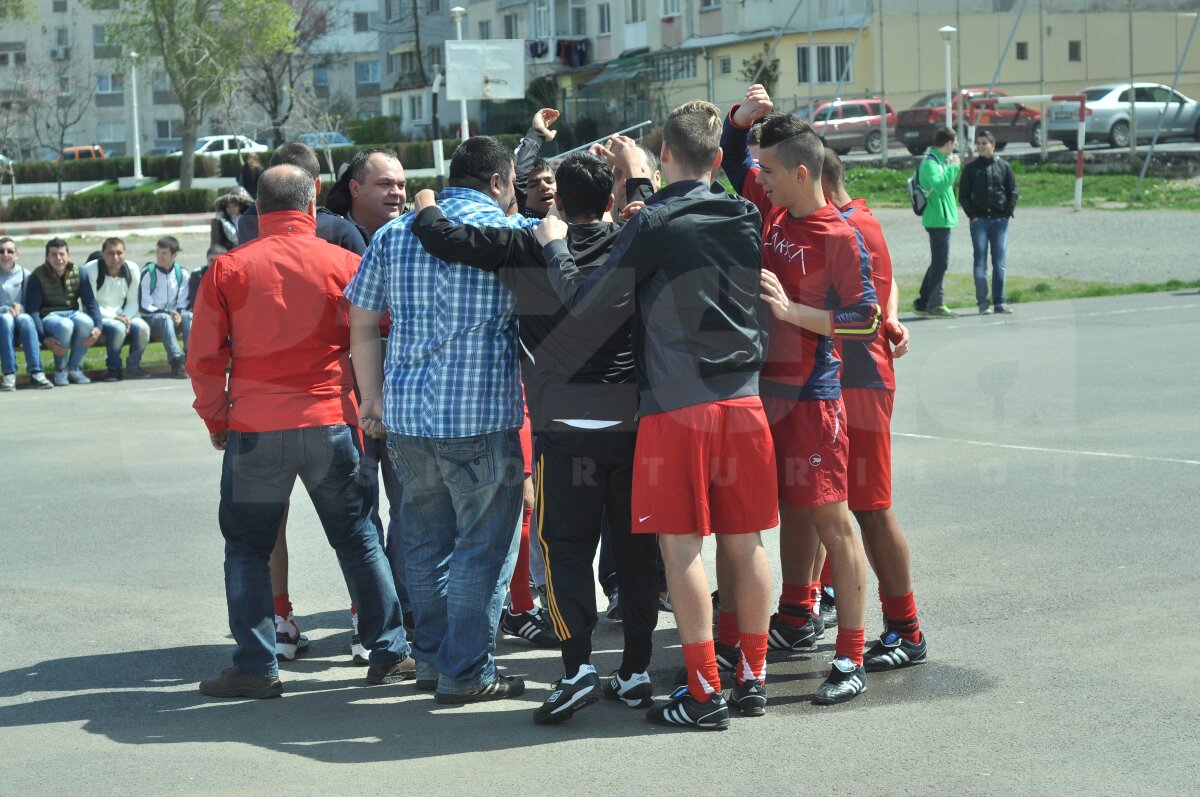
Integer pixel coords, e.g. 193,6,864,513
638,515,652,523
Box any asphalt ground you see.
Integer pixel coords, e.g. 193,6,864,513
1,289,1197,795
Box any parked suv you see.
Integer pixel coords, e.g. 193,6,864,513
896,89,1042,154
1045,83,1200,150
795,98,896,155
41,145,108,161
169,135,267,158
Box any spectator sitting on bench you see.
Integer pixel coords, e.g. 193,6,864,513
140,235,191,379
1,237,54,390
82,237,151,382
188,245,224,314
25,237,100,386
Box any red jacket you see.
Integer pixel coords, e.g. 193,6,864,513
188,210,361,434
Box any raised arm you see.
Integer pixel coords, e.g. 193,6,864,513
411,189,536,271
539,214,639,319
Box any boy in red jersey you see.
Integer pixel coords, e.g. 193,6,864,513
820,148,927,671
721,84,880,704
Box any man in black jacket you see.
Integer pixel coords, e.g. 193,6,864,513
539,101,776,731
410,148,660,727
959,129,1018,314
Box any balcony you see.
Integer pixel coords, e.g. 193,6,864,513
624,21,646,51
96,92,125,108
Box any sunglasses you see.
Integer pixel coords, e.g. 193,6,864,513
0,248,16,254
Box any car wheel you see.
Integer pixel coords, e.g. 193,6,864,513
1108,120,1130,148
1030,125,1043,147
864,130,883,155
906,145,924,156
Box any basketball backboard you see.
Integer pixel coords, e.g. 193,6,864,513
445,40,526,101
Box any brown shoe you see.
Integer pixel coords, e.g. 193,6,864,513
199,667,282,699
366,656,417,685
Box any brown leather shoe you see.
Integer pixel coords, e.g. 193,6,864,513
366,656,417,684
199,667,282,699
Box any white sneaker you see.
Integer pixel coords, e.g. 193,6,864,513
0,374,14,391
274,613,310,661
30,372,53,389
67,369,91,384
53,371,69,386
350,608,369,665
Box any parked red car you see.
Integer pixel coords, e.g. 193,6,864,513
896,89,1042,154
795,98,897,155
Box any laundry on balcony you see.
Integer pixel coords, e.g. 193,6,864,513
526,39,549,59
556,39,590,68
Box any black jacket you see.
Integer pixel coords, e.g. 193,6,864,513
236,205,367,254
959,155,1018,219
545,179,767,417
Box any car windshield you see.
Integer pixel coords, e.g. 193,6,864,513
1084,88,1114,102
913,93,945,108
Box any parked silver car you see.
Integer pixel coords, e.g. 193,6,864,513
1046,83,1200,150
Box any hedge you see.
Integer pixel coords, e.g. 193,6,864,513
2,196,62,222
0,189,218,222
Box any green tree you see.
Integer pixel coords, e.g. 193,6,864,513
0,0,37,21
740,44,780,99
106,0,296,188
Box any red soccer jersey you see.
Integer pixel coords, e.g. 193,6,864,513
836,198,895,390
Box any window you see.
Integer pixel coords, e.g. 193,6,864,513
59,76,72,95
387,52,397,74
427,0,440,12
719,56,731,75
53,0,67,11
92,25,110,46
155,119,179,139
1016,41,1028,61
313,66,329,86
652,52,696,82
700,0,719,8
152,71,171,91
55,27,70,46
389,97,401,116
662,0,679,16
96,73,124,93
408,94,424,121
0,54,8,67
628,0,644,24
399,52,420,75
797,44,851,84
14,51,25,65
353,12,369,32
385,0,398,21
534,3,548,37
427,45,443,70
97,120,124,141
355,61,381,84
572,7,586,34
1068,40,1081,62
598,3,610,34
478,20,491,39
503,13,519,38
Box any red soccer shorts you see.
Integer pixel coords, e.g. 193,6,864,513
844,387,894,511
763,396,849,509
632,397,779,536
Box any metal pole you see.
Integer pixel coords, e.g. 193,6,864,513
451,7,469,141
129,50,143,179
1039,0,1048,161
1135,10,1199,200
1128,1,1137,165
552,120,655,159
879,3,887,166
807,1,814,121
940,27,955,128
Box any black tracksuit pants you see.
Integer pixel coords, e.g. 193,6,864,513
534,424,659,677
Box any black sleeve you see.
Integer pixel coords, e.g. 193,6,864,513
1005,161,1019,217
329,216,367,255
625,177,655,204
411,206,541,271
545,212,647,318
958,163,977,219
514,127,546,214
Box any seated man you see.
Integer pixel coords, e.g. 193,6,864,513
82,237,151,381
25,237,100,386
140,235,192,379
0,237,53,390
188,245,225,314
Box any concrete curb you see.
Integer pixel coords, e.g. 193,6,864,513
0,212,211,237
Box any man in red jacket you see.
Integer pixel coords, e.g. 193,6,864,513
188,164,412,698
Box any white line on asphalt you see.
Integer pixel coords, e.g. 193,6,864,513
918,302,1199,331
894,432,1200,466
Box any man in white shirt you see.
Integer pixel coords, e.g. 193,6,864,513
82,237,150,381
139,235,191,379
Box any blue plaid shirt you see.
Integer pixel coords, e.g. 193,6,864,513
345,187,539,438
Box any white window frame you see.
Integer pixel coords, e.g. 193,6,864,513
313,65,329,86
478,20,491,39
96,120,125,141
598,3,611,35
155,119,180,139
662,0,680,16
797,44,851,85
408,93,425,122
719,56,731,75
628,0,645,24
355,60,381,85
96,73,124,94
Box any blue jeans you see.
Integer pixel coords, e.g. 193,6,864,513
916,227,952,311
219,424,408,677
145,310,192,360
361,434,409,609
100,317,150,369
387,429,524,694
970,217,1009,309
0,312,41,375
41,310,94,371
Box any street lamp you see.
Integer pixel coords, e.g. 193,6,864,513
128,50,144,179
938,26,956,130
450,6,469,141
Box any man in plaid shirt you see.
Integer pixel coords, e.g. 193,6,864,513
347,136,539,704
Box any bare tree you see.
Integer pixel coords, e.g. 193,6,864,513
291,84,355,177
0,64,36,201
28,60,93,200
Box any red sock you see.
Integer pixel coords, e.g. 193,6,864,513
273,594,292,619
737,632,769,685
717,611,740,648
835,627,866,667
881,591,922,644
819,557,833,588
777,582,812,626
507,506,535,614
682,641,720,703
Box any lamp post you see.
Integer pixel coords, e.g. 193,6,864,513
128,50,144,179
938,26,956,130
450,6,469,141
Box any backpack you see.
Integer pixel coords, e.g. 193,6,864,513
907,160,928,216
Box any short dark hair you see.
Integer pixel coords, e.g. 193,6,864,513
206,244,227,258
975,129,996,145
347,147,401,184
156,235,180,253
258,164,317,214
554,152,613,220
45,237,68,256
820,146,844,188
270,142,321,180
662,100,722,175
101,237,124,252
748,119,765,146
933,126,957,147
759,112,824,174
449,136,515,189
0,236,14,250
528,158,553,179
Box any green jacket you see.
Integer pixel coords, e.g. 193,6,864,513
919,148,961,229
